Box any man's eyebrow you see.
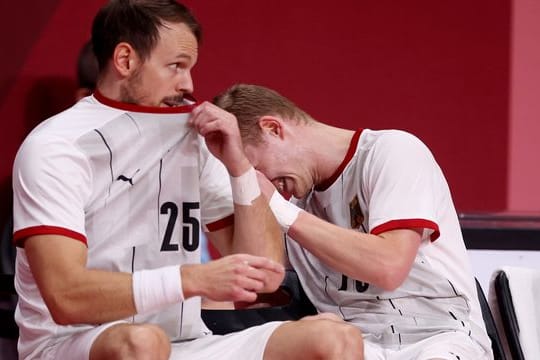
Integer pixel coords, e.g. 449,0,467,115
174,54,192,60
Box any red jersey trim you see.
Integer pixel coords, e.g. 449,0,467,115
94,90,197,114
206,214,235,232
315,129,363,191
13,226,87,247
371,219,440,241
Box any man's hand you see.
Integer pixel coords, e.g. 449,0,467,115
190,102,250,176
181,254,285,303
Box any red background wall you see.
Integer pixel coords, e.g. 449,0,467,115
0,0,516,223
508,0,540,212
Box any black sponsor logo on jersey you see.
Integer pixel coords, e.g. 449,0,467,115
349,195,364,229
117,169,140,186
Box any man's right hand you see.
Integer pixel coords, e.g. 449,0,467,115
181,254,285,303
189,101,251,177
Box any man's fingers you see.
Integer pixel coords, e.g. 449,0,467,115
191,101,213,118
236,276,264,293
190,112,218,133
196,120,221,137
240,264,273,284
231,287,258,303
191,102,231,127
240,255,284,273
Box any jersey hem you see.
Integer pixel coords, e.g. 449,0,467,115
206,214,234,232
13,226,87,247
371,219,440,241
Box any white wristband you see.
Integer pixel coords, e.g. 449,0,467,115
269,190,302,233
132,265,184,315
230,166,261,205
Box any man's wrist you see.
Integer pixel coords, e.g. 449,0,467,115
230,166,261,205
226,157,252,177
132,265,184,315
180,264,203,299
268,191,302,233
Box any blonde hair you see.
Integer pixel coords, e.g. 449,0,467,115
213,84,313,145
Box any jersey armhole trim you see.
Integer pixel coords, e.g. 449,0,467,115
13,226,87,247
206,214,234,232
371,219,440,241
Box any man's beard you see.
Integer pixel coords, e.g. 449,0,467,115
120,68,185,107
120,67,145,105
161,94,186,107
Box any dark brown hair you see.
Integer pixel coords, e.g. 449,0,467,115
91,0,202,71
76,40,99,89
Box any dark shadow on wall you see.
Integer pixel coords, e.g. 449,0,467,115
0,75,76,259
24,76,76,137
0,177,12,229
0,176,14,275
4,75,77,216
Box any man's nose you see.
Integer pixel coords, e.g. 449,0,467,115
177,71,194,94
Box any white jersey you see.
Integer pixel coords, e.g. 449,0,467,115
12,92,234,359
286,129,491,352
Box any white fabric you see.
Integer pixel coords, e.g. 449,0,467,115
132,265,184,315
169,321,281,360
269,190,302,233
37,320,281,360
39,321,127,360
230,166,261,205
286,129,492,355
363,330,489,359
12,95,235,359
491,266,540,359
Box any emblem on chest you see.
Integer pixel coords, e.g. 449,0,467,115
349,195,364,229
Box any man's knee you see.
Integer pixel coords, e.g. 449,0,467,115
309,320,364,359
91,324,170,360
265,318,363,360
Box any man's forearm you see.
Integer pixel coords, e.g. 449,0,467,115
227,167,284,262
288,212,422,290
231,194,283,262
41,269,136,325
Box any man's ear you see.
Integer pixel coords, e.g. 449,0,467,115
112,42,140,77
259,116,284,139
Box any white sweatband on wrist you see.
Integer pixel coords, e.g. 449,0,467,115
132,265,184,315
269,190,302,233
230,166,261,205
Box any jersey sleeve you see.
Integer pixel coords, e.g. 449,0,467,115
198,140,234,232
364,131,440,241
12,136,92,245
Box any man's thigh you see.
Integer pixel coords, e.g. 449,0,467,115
40,321,127,360
364,331,491,360
170,321,282,360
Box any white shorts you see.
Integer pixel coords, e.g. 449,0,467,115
37,321,282,360
170,321,282,360
39,320,127,360
363,331,493,360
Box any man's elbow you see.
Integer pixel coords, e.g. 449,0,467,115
45,294,84,325
51,312,75,326
375,263,410,291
